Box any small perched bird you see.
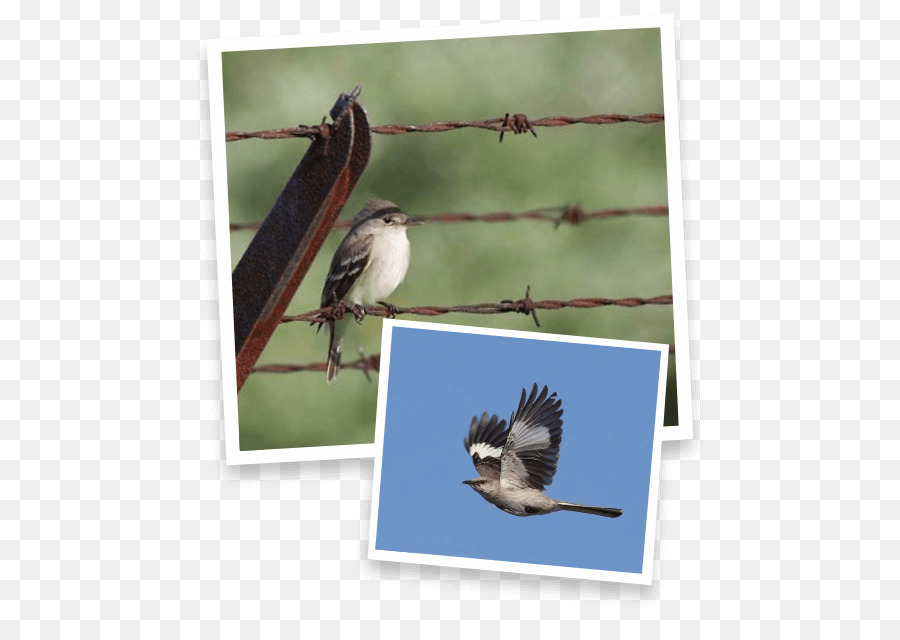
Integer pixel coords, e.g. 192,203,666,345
462,384,623,518
321,199,423,383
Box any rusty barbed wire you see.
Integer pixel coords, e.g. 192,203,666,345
230,204,669,232
283,287,673,329
249,344,676,377
253,354,382,381
225,112,664,142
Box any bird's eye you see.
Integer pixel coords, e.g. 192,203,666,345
383,216,393,225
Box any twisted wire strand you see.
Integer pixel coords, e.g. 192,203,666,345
284,290,674,329
229,205,669,232
225,112,664,142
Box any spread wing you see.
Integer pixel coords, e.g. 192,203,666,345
499,384,563,491
321,232,373,306
463,412,509,480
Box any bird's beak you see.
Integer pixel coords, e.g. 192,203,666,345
403,216,425,226
462,479,473,485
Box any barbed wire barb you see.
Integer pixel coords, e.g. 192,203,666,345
225,112,664,142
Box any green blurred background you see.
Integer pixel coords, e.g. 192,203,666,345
222,28,677,451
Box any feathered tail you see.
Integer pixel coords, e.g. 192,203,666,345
326,320,343,384
557,501,623,518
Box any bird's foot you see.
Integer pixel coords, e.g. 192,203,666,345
377,301,399,318
351,304,366,324
326,299,348,321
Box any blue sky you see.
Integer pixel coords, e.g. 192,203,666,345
374,325,664,575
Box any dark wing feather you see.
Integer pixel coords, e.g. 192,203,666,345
321,232,373,306
463,412,509,480
500,384,563,491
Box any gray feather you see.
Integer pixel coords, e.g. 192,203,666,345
500,384,563,491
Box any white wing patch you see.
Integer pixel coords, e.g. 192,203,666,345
468,442,503,460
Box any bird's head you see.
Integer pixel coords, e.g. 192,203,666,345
462,477,492,496
352,199,424,232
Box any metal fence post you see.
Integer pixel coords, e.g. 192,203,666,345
231,87,371,392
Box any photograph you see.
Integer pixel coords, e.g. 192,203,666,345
7,2,892,637
368,320,668,584
208,16,691,465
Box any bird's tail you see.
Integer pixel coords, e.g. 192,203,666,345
326,321,343,384
557,501,623,518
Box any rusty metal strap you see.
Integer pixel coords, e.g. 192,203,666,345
231,87,371,392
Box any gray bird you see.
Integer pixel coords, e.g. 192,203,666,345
321,199,423,383
462,384,623,518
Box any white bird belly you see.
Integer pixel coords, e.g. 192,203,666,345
346,231,410,305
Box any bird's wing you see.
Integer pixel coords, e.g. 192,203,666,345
463,412,509,480
499,384,563,491
320,232,374,306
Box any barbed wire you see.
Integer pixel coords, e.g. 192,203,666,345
229,204,669,232
254,354,382,381
250,344,676,377
284,287,673,329
225,112,664,142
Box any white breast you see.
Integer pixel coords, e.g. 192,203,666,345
346,228,411,306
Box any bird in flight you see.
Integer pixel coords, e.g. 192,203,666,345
320,199,423,383
462,383,623,518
